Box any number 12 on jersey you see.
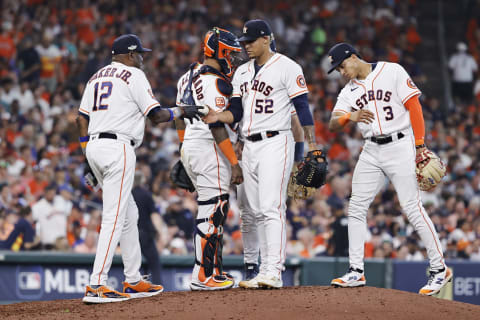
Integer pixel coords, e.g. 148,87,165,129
92,81,113,111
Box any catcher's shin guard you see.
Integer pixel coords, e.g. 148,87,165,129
194,194,229,282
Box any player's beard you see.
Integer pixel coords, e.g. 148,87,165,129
135,53,144,70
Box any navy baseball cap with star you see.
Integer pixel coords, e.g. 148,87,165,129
111,34,152,55
327,43,360,74
238,19,272,42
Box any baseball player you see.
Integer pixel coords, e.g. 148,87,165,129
76,34,202,303
204,19,321,289
237,112,304,283
327,43,452,295
175,27,244,290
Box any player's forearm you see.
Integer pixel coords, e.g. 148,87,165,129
302,125,317,150
148,108,176,125
217,110,235,124
211,126,239,166
76,115,89,153
291,115,304,142
328,115,347,132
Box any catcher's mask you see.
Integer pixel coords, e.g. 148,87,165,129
204,27,244,78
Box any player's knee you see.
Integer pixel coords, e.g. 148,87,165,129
241,216,256,233
348,195,369,221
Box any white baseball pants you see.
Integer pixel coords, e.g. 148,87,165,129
348,132,445,271
242,131,294,278
86,138,142,285
237,174,259,265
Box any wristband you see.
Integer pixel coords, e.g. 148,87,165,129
294,142,304,162
415,144,426,149
338,112,351,126
171,107,182,120
415,139,425,146
168,108,175,122
79,136,89,149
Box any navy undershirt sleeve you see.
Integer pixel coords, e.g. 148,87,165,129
292,93,313,126
227,97,243,123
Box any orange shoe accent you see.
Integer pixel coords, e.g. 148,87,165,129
123,279,164,298
83,285,130,304
190,275,234,291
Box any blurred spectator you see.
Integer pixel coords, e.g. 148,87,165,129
16,37,41,85
132,171,163,284
163,197,194,241
73,230,97,254
0,208,14,241
327,201,348,257
31,183,68,249
35,33,62,93
167,237,188,255
0,206,38,251
449,42,478,104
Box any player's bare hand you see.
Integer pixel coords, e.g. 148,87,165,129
231,164,243,185
234,141,244,160
350,109,375,124
202,106,219,124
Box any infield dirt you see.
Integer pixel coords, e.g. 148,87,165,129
1,286,479,320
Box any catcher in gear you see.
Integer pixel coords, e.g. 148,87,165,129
288,150,328,200
327,42,451,295
174,27,244,291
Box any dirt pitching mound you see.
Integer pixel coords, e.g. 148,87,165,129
1,286,480,320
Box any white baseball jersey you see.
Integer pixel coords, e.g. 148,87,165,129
176,63,236,142
232,53,308,137
333,62,421,138
78,61,160,146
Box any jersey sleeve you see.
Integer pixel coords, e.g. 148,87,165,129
176,76,183,105
201,78,230,112
395,63,421,105
283,60,309,99
231,68,243,98
130,70,161,116
78,84,92,117
332,87,353,114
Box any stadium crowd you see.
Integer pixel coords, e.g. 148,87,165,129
0,0,479,264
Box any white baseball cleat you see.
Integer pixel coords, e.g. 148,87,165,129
238,273,266,289
257,275,283,289
331,267,366,287
419,267,453,296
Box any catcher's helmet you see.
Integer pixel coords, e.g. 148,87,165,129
204,27,243,78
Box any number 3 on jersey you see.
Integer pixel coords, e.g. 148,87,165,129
92,81,113,111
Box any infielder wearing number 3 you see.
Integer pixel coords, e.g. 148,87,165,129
327,43,451,296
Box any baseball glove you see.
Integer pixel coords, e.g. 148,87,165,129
415,149,446,191
287,150,328,199
170,160,195,192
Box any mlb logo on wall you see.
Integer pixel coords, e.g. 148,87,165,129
16,265,44,299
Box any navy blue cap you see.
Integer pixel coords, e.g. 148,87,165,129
327,43,360,74
111,34,152,55
238,19,272,42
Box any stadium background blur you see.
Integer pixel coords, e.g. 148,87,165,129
0,0,479,266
